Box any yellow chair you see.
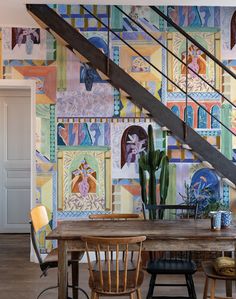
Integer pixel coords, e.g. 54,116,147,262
30,205,88,299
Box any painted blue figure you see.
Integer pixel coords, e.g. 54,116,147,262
211,106,220,129
57,123,66,145
90,123,101,146
198,107,207,128
190,168,220,214
79,123,92,146
171,105,180,118
199,7,211,27
184,106,193,127
80,36,109,91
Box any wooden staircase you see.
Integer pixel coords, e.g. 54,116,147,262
27,4,236,187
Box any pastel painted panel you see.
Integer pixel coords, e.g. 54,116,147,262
167,6,220,28
58,150,111,211
2,28,47,60
57,122,110,146
56,85,114,117
168,32,216,92
111,122,162,178
12,66,56,104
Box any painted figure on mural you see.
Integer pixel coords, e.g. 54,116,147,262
121,125,148,172
80,36,108,91
181,45,206,78
71,159,97,196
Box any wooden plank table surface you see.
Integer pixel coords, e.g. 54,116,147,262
47,219,236,299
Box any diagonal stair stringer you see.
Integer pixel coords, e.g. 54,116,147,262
27,4,236,186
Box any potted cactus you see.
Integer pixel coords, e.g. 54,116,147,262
139,124,169,220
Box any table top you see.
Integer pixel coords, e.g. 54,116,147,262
47,219,236,241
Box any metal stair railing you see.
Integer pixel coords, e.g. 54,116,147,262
114,5,236,110
150,6,236,80
80,5,236,139
26,4,236,186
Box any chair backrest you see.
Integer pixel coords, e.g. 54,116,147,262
143,204,198,220
82,235,146,295
89,213,140,220
30,205,50,267
143,204,198,261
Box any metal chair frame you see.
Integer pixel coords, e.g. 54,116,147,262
30,205,89,299
143,204,198,299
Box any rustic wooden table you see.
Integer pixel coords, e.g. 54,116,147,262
47,219,236,299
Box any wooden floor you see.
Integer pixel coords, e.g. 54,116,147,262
0,234,233,299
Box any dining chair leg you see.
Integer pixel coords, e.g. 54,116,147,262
185,274,193,298
210,278,216,299
225,280,232,297
130,292,135,299
146,274,156,299
91,291,97,299
136,288,142,299
71,252,79,299
188,274,197,299
203,276,209,299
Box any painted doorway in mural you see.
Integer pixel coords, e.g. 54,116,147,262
0,82,35,233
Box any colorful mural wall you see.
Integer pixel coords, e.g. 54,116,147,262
1,4,236,252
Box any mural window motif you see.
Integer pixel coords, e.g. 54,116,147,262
121,125,148,172
211,106,220,129
198,106,207,128
231,11,236,50
184,106,194,127
171,105,180,117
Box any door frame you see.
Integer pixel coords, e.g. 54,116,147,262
0,79,36,233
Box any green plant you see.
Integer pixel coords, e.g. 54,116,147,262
139,125,169,220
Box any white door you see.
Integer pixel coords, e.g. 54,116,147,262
0,88,31,233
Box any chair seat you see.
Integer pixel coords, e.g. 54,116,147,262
44,248,84,266
202,261,235,281
146,259,197,275
89,269,144,295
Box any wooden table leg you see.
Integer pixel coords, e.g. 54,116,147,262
72,252,79,299
58,240,68,299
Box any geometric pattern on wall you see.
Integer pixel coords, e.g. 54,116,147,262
12,66,56,104
167,32,220,93
57,148,111,211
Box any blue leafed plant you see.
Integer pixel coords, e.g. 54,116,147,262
138,125,169,220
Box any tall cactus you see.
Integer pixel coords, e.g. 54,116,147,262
139,125,169,220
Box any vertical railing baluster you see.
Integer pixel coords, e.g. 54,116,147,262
184,38,188,141
107,5,110,76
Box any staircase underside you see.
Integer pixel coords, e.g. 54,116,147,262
27,4,236,186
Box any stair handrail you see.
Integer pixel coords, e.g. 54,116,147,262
80,5,236,137
150,6,236,80
114,5,236,110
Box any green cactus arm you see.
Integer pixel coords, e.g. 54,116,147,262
139,164,147,204
160,156,169,205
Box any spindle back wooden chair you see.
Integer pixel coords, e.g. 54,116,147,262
89,213,140,261
143,204,198,299
82,235,146,298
